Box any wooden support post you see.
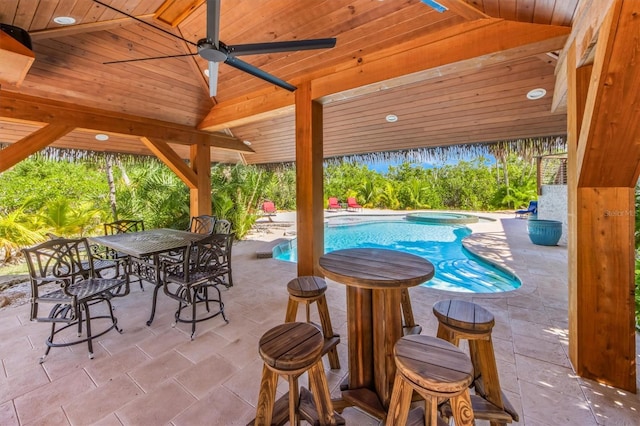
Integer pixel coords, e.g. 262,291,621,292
189,143,212,217
295,82,324,276
566,0,639,392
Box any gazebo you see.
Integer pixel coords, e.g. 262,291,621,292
0,0,638,393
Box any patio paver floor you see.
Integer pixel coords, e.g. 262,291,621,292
1,211,638,425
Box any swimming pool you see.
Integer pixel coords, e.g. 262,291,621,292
273,218,520,293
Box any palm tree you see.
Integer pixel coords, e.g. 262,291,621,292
0,206,44,263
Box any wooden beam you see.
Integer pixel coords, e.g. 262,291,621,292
0,31,35,87
140,137,197,188
154,0,205,27
576,0,640,187
295,82,324,277
438,0,491,20
199,19,569,131
552,0,616,111
0,91,252,152
0,124,73,172
189,143,212,217
29,14,156,40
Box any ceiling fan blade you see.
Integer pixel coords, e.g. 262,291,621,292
103,53,197,64
92,0,196,46
206,0,221,47
208,61,219,97
228,38,337,57
225,56,296,92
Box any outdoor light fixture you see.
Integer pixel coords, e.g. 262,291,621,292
95,134,109,141
526,88,547,100
386,114,398,123
53,16,76,25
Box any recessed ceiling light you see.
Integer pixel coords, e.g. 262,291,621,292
203,68,209,77
526,88,547,100
385,114,398,123
243,140,252,146
95,134,109,141
53,16,76,25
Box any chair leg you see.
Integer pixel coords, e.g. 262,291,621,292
288,375,300,426
385,374,413,426
254,365,279,426
191,291,197,340
308,360,337,426
83,302,94,359
316,296,340,370
285,298,299,322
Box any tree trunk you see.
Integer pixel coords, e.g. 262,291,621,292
105,156,118,220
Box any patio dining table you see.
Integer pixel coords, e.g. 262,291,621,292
88,228,206,325
318,247,435,419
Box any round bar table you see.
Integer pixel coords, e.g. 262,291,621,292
318,248,434,419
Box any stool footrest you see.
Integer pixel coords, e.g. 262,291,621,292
341,388,386,419
321,335,340,355
441,395,513,423
474,378,519,422
299,387,345,425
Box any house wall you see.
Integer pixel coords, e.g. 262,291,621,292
538,184,568,245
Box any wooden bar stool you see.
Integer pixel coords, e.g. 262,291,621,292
433,299,518,426
386,335,475,426
400,288,422,335
252,322,339,426
285,276,340,369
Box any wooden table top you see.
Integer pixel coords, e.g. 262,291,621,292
318,248,434,289
88,228,205,258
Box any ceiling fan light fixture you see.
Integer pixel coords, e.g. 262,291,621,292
386,114,398,123
53,16,76,25
95,134,109,141
526,88,547,100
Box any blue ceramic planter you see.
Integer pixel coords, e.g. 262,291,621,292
527,219,562,246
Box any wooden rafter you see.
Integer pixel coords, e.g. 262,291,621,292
0,124,73,172
198,18,570,131
0,91,252,152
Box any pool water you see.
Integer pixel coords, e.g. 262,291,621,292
274,219,520,293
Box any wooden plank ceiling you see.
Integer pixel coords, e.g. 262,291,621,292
0,0,578,165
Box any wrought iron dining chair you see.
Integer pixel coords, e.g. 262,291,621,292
161,233,230,339
187,215,217,234
22,238,129,362
213,219,231,234
212,219,234,287
103,219,146,290
103,219,145,234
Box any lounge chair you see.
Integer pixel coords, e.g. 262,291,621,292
347,197,362,212
515,200,538,218
327,197,341,211
261,200,277,216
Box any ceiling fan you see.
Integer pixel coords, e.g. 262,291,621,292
93,0,336,97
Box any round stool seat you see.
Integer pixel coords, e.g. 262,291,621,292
433,299,494,334
394,335,473,395
287,276,327,298
259,322,324,372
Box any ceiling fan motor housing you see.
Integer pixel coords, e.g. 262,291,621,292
197,39,228,62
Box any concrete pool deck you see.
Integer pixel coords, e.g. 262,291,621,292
0,209,639,425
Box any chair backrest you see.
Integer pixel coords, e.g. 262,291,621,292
262,201,276,213
188,215,217,234
164,233,229,285
22,238,93,318
347,197,359,206
529,201,538,212
104,219,144,235
328,197,339,205
213,219,232,235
